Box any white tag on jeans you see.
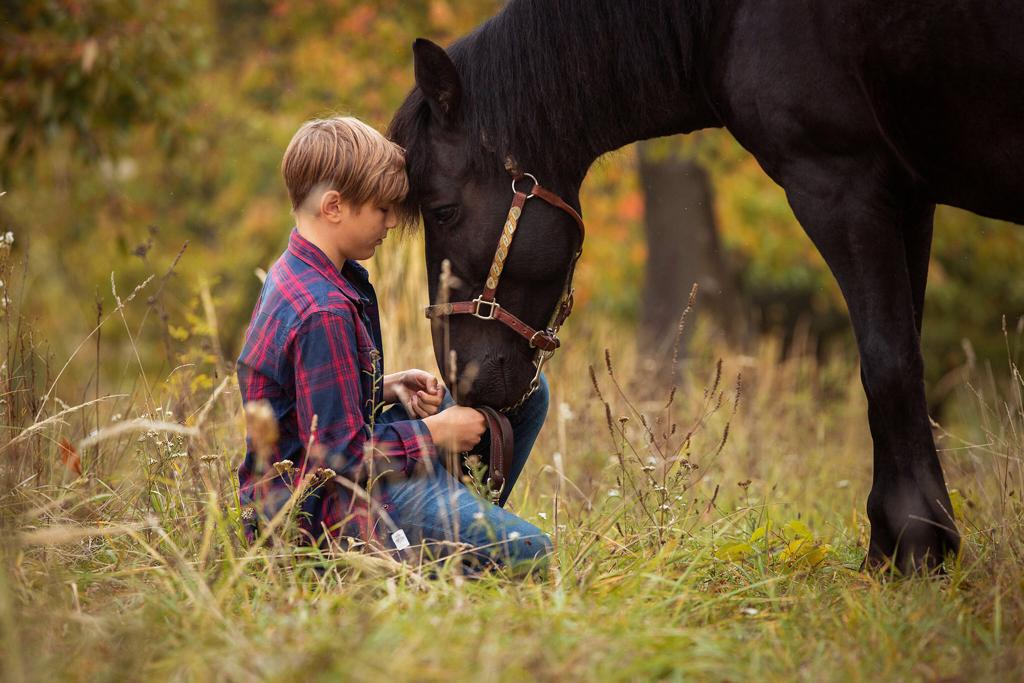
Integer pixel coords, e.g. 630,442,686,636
391,529,410,551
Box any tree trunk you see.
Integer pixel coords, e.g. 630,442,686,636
637,139,742,362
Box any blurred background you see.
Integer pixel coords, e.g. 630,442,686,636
1,0,1022,412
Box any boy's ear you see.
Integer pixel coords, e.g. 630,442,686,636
320,190,345,222
413,38,461,126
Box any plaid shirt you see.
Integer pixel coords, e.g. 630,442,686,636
237,228,436,545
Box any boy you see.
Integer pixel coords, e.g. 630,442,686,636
237,117,551,569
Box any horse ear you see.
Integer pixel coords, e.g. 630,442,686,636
413,38,461,125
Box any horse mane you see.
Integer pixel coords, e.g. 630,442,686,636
389,0,713,213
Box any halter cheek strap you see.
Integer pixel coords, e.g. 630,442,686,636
423,171,586,412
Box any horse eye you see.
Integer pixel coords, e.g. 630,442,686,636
430,205,460,225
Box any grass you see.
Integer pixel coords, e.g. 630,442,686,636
1,233,1022,682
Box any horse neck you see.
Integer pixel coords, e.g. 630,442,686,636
459,0,721,184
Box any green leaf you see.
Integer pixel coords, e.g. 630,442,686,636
783,519,812,540
749,521,771,543
715,542,754,561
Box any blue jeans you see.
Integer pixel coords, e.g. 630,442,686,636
377,375,552,571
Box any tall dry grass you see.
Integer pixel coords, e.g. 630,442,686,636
1,232,1022,681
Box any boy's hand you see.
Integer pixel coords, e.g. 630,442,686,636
385,369,444,418
422,406,486,453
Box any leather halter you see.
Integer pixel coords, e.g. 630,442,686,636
424,171,586,412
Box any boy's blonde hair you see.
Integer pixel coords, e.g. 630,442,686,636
282,116,412,225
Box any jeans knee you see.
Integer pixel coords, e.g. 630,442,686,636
511,373,549,436
504,521,552,565
533,374,550,414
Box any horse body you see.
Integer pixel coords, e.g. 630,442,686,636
389,0,1024,572
715,1,1024,221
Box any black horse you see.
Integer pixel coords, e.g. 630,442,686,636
388,0,1024,573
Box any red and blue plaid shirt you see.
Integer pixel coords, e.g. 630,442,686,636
237,228,436,545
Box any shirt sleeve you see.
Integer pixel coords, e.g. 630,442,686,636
292,308,436,480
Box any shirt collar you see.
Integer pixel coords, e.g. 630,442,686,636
287,228,368,304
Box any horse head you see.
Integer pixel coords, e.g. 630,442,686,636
390,38,585,410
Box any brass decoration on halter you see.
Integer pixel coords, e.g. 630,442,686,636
482,193,526,295
484,202,523,292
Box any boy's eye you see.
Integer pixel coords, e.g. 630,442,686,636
430,205,459,225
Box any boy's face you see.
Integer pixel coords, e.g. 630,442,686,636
336,199,398,261
312,189,398,261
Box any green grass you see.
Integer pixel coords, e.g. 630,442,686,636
1,238,1022,682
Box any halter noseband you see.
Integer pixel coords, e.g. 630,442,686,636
424,170,586,412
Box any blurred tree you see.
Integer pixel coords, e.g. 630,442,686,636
0,0,210,179
637,137,742,361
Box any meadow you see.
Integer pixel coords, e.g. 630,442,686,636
1,225,1021,682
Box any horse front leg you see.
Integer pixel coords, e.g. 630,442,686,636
785,182,959,574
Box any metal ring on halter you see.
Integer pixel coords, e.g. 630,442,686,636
512,173,538,199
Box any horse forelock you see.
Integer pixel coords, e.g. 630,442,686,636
388,89,435,229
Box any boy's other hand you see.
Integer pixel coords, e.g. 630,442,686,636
385,369,444,417
422,406,486,453
401,369,444,418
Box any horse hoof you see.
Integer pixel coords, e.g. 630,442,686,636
860,548,949,578
862,518,959,577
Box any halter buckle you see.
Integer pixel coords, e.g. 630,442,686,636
472,297,500,320
529,329,553,349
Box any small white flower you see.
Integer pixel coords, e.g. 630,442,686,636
607,489,620,498
508,531,521,541
740,607,759,616
3,232,14,245
537,512,548,520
